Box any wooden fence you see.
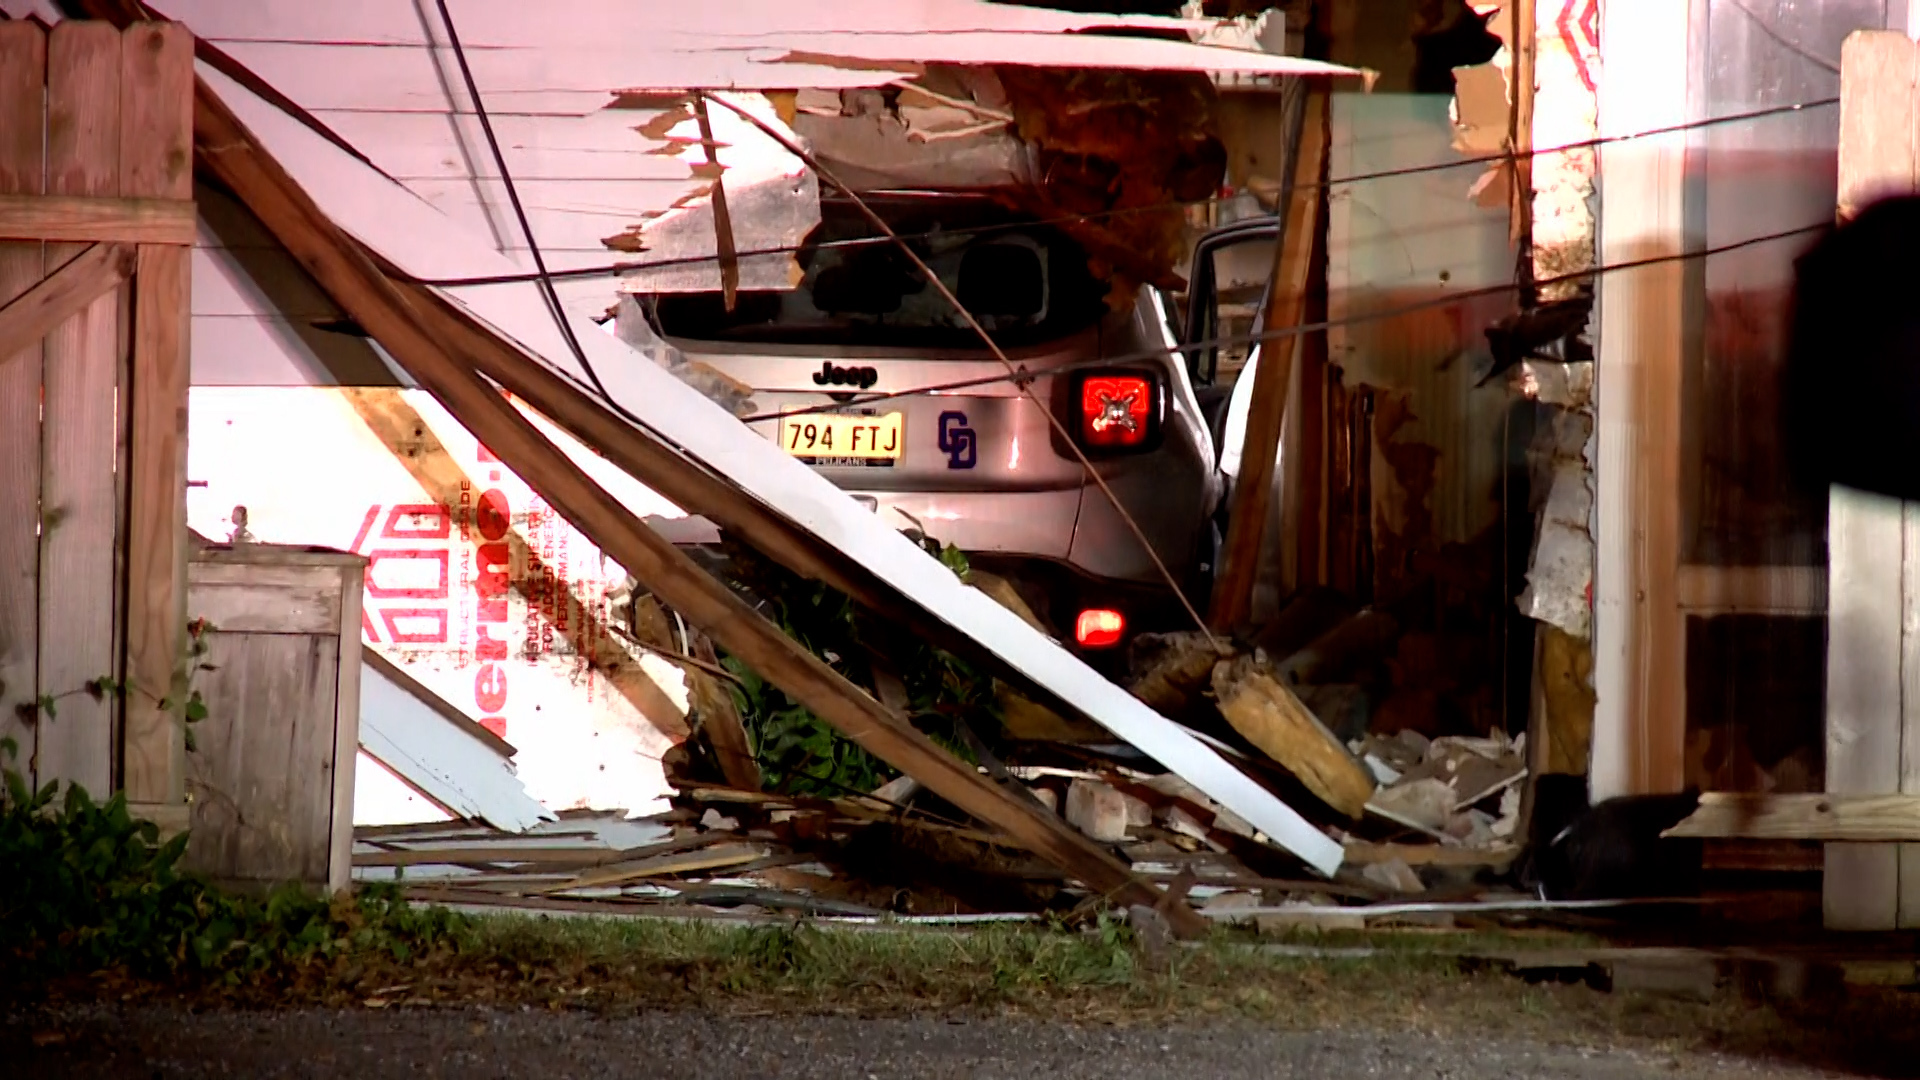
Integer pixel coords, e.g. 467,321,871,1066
0,19,193,818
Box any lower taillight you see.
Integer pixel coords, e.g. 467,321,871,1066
1078,374,1154,449
1075,608,1126,648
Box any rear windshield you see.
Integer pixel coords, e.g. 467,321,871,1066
644,198,1109,349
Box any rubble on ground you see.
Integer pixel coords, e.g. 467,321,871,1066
368,548,1550,932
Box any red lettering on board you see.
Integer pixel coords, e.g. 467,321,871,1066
476,489,511,542
381,503,451,541
366,549,450,600
475,624,509,662
474,664,508,713
474,542,510,622
379,608,449,644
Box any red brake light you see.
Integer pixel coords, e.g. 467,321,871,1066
1075,608,1126,648
1079,375,1153,448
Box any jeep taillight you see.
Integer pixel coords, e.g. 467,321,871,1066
1075,608,1126,648
1079,375,1153,449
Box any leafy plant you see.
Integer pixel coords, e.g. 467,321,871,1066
0,738,469,983
712,533,1000,798
18,618,218,752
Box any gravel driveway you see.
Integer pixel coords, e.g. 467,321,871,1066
2,1004,1848,1080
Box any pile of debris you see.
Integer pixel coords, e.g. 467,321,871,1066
366,548,1548,932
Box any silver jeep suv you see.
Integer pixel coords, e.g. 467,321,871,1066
625,191,1264,659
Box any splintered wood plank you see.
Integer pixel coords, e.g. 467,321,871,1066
1210,653,1375,820
1209,90,1327,633
36,21,122,796
0,21,45,775
121,21,195,805
338,386,692,742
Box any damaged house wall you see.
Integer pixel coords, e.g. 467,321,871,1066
1315,0,1599,757
1326,89,1516,738
75,0,1358,835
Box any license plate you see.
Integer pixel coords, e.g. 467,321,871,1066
779,412,904,462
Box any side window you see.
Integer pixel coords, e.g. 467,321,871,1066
1182,226,1279,388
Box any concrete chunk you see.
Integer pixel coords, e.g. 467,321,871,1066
1066,778,1131,843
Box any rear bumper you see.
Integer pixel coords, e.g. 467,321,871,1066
647,487,1087,570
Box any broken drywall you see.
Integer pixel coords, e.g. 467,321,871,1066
611,94,820,295
788,69,1036,191
1517,410,1595,640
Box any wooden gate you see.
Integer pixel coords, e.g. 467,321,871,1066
0,19,192,818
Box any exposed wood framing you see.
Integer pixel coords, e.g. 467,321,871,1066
75,0,1343,880
0,193,196,244
0,242,132,368
337,386,693,742
177,56,1202,935
1508,0,1537,251
391,279,913,622
1668,793,1920,843
1210,90,1328,634
1826,30,1920,931
1592,0,1689,801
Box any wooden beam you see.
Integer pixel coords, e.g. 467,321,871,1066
1592,0,1688,801
1667,793,1920,843
338,385,693,742
181,63,1202,936
0,242,132,366
390,281,918,628
1209,91,1327,634
0,193,194,245
120,22,195,806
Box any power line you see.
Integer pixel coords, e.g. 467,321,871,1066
396,98,1838,291
735,221,1829,426
434,0,658,431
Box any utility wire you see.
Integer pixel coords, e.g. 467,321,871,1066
396,98,1838,291
434,0,624,412
702,90,1221,645
735,221,1830,426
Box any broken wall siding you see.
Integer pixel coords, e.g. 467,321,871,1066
1326,92,1516,735
1327,95,1512,557
120,0,1343,328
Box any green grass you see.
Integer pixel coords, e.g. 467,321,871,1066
13,891,1920,1074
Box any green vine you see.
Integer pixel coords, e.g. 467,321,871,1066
18,618,218,753
714,533,1000,799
